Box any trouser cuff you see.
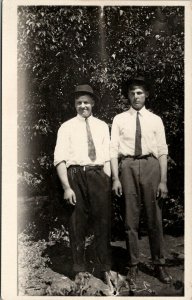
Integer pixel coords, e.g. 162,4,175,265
95,264,111,272
73,264,86,273
126,263,138,269
152,258,165,265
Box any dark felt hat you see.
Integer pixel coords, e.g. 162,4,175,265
122,76,151,98
74,84,98,101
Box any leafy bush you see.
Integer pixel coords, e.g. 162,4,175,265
18,6,184,233
48,225,70,245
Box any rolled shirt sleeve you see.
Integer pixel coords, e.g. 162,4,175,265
102,123,111,162
110,116,120,159
54,124,69,167
155,117,168,158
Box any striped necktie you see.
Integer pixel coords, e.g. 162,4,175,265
135,112,142,156
85,118,96,161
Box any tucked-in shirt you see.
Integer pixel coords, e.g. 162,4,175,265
54,114,110,167
110,106,168,159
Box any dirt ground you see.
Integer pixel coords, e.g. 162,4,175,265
18,196,184,296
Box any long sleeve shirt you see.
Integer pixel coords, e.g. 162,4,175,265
110,106,168,159
54,114,110,167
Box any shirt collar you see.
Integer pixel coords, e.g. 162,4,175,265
77,114,93,121
129,106,146,116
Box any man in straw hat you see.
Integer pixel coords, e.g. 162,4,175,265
54,84,113,290
110,76,172,287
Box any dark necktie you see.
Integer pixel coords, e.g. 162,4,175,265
135,112,142,156
85,118,96,161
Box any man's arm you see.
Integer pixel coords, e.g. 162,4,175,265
102,123,111,177
155,117,168,199
56,162,76,205
103,161,111,177
110,117,122,197
157,154,168,199
111,157,122,197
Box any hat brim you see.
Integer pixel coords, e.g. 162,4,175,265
122,78,150,98
73,91,99,101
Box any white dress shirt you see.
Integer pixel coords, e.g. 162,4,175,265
54,114,110,167
110,106,168,159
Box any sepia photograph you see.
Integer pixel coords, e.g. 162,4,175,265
2,0,192,299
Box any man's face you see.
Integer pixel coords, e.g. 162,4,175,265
75,94,94,118
128,85,149,111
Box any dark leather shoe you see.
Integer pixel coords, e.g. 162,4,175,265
126,265,138,288
154,265,172,284
75,272,91,286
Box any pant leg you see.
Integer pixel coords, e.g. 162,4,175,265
140,156,165,265
86,168,111,272
120,158,141,266
67,167,89,272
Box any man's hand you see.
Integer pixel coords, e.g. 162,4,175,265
64,188,76,205
112,179,122,197
156,182,168,199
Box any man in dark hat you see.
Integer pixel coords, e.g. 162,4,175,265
54,84,113,290
110,76,172,287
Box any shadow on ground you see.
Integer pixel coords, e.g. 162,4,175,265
18,196,184,296
44,236,184,296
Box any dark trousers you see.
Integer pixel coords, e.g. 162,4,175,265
67,166,111,273
120,156,165,266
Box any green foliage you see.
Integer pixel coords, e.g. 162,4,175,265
18,6,184,231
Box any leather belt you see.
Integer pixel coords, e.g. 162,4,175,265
68,165,103,171
122,154,154,160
